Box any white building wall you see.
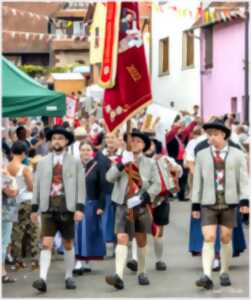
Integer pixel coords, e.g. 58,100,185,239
151,1,201,112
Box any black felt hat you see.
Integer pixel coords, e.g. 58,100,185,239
46,125,74,145
203,118,231,139
123,129,151,152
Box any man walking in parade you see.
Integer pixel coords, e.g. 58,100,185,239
105,129,160,290
31,126,86,293
191,118,249,290
126,137,182,272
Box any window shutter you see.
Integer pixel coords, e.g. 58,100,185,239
205,26,213,69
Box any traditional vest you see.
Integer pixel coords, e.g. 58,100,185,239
49,162,67,212
212,150,228,210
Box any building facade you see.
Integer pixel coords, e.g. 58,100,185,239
2,2,63,65
151,1,201,112
51,2,90,67
192,2,248,122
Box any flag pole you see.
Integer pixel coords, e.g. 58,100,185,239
126,120,134,221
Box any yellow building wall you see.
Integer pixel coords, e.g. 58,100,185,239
54,79,86,95
89,3,106,65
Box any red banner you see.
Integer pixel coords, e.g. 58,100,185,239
99,2,121,88
103,2,152,132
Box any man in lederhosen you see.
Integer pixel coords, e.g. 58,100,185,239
105,129,160,290
126,137,182,272
31,126,85,293
192,118,249,289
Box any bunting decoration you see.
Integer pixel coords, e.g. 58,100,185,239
2,5,50,21
3,30,87,42
151,2,246,22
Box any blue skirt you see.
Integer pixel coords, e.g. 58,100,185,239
188,210,246,256
232,210,246,256
74,199,106,259
101,194,116,242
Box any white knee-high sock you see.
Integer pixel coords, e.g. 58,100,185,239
74,260,82,270
202,241,214,279
153,237,164,262
137,246,146,275
220,241,232,275
115,245,128,279
64,248,75,279
40,250,51,281
132,238,138,261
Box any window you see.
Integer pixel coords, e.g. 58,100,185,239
182,31,194,69
73,21,85,36
159,37,169,75
231,97,237,114
95,27,99,48
204,26,213,69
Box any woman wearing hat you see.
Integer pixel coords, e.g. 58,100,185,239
31,126,85,293
105,129,160,290
191,119,249,290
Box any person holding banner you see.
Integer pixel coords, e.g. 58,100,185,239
105,129,160,290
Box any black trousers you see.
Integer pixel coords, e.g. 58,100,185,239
177,160,189,201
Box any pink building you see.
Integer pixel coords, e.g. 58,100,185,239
192,3,249,122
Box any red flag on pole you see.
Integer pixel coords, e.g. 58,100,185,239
102,2,152,132
99,2,121,88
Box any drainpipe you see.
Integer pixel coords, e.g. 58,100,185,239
199,29,204,120
244,2,249,123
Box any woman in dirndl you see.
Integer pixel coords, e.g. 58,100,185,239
74,141,106,275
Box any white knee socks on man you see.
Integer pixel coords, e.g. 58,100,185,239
132,238,138,261
64,248,75,279
153,237,164,262
220,241,232,274
40,250,51,281
137,246,146,275
115,244,128,279
202,241,215,278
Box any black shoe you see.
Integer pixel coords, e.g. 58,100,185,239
196,275,214,290
138,273,150,285
65,277,76,289
73,268,84,276
156,261,167,271
32,279,47,293
220,273,231,286
105,274,124,290
127,259,138,272
83,267,92,273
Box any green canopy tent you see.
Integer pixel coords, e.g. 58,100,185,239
2,56,66,117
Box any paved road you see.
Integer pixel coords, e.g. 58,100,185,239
2,201,249,298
